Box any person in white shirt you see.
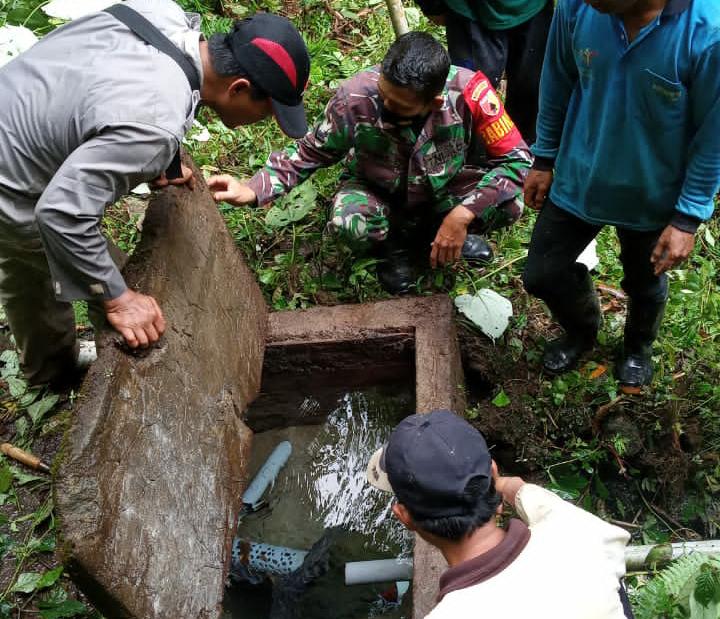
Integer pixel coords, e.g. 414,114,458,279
366,409,634,618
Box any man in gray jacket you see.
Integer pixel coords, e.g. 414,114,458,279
0,0,310,387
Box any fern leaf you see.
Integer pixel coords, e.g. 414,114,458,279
693,563,720,608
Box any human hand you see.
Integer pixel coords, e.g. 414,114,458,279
492,461,525,509
650,225,695,275
103,289,166,349
427,13,446,25
523,169,553,210
151,164,195,190
207,174,257,206
430,205,475,268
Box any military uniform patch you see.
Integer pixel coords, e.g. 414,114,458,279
479,89,501,117
470,80,489,102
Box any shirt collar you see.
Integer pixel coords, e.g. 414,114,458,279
663,0,691,17
436,519,531,603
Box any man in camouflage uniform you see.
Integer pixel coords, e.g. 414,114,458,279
209,32,531,294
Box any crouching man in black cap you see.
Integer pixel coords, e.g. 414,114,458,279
366,410,634,618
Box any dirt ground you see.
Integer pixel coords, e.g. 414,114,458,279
457,289,715,540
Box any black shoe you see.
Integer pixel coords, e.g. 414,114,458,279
376,246,416,295
542,333,595,374
616,349,654,394
461,235,493,264
616,295,667,393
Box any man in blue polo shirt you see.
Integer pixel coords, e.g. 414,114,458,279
522,0,720,392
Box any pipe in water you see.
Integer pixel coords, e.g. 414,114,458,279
231,538,309,584
345,558,413,585
242,441,292,510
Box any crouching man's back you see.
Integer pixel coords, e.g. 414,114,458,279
430,482,629,618
366,410,632,619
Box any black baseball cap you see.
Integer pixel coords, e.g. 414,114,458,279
228,13,310,138
366,410,493,519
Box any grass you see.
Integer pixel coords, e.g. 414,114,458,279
2,0,720,616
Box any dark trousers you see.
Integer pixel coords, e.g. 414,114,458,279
523,201,668,332
445,0,554,143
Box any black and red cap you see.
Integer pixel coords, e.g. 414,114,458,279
228,13,310,138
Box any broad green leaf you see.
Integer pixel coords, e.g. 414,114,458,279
7,376,27,397
0,464,11,493
11,468,43,485
14,416,28,439
39,599,87,619
18,389,41,408
704,226,716,248
264,183,316,228
11,571,42,593
36,566,63,590
38,585,67,606
0,349,18,365
28,394,59,424
491,389,511,408
36,535,57,553
0,534,12,558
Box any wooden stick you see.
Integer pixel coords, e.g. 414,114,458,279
385,0,409,36
0,443,50,473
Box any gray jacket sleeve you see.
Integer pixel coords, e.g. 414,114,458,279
35,123,177,302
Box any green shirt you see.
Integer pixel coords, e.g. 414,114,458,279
445,0,547,30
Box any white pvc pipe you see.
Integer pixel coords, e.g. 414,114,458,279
343,540,720,585
345,558,413,585
242,441,292,509
625,540,720,571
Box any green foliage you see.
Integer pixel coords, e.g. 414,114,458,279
265,182,318,228
632,554,720,619
3,1,720,618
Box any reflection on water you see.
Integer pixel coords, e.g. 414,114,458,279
224,384,414,619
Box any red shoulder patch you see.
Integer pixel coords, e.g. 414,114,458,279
462,71,523,157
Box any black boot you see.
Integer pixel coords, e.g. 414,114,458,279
461,234,494,264
616,297,666,393
373,240,417,295
542,275,601,374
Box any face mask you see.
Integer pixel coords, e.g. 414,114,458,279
380,105,429,128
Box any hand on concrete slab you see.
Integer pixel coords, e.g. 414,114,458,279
651,225,695,275
151,164,195,190
430,205,474,268
207,174,257,206
523,169,553,210
104,289,166,349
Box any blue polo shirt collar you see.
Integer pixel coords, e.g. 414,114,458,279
663,0,691,17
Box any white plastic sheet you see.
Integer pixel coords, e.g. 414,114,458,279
0,25,38,68
576,238,600,271
455,290,513,340
42,0,115,21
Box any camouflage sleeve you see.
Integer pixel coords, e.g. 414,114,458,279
455,71,533,215
246,89,353,206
